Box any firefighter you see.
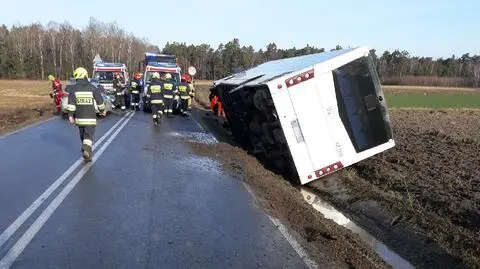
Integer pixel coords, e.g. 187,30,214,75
146,72,164,125
67,67,106,162
162,73,175,117
130,72,143,111
48,75,64,114
113,72,126,111
182,74,195,110
178,77,190,116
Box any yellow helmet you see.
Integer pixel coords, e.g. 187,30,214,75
164,73,172,80
73,67,89,79
48,75,55,81
151,72,160,79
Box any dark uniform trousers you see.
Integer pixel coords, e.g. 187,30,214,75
79,126,95,148
146,82,164,124
178,83,190,115
162,82,174,115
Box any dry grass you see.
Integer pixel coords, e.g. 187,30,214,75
0,80,53,110
0,80,57,134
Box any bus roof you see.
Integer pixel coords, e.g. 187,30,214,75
215,47,366,87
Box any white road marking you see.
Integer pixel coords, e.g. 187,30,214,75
241,182,319,269
0,112,132,250
300,188,415,269
0,112,134,268
190,115,218,142
0,117,56,139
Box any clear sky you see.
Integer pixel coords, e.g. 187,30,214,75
2,0,477,59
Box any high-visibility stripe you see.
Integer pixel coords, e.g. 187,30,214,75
75,118,97,125
164,84,173,90
181,96,190,100
151,100,163,104
131,90,139,94
67,104,76,111
83,139,93,146
158,111,163,114
152,114,158,118
121,106,126,109
163,95,173,98
75,92,93,98
97,103,105,110
150,85,162,93
116,93,123,95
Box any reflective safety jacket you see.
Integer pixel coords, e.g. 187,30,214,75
113,77,125,95
146,78,164,104
178,82,190,100
130,79,142,95
162,80,174,99
67,78,105,126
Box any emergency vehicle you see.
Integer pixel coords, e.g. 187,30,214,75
92,61,130,91
141,57,182,113
138,52,178,71
211,46,395,185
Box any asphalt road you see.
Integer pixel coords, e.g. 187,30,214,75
0,111,311,269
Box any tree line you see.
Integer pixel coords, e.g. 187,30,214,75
1,18,479,87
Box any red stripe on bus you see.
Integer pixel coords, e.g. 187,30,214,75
311,161,344,178
285,69,314,88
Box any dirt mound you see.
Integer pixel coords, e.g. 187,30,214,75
187,140,391,269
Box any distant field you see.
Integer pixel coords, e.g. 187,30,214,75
0,80,55,134
383,85,480,108
2,79,480,134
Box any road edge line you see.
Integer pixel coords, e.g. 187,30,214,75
0,112,134,268
0,112,131,250
0,117,56,140
190,114,218,142
241,182,319,269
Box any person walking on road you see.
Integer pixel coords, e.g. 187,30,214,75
130,72,143,111
113,72,126,111
67,67,106,162
178,78,190,116
161,73,175,118
146,72,164,125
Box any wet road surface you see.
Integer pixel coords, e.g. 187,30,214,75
0,111,310,269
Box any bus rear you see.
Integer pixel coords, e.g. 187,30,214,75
266,47,394,184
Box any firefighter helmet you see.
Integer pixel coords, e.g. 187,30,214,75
73,67,88,79
48,75,55,81
151,72,160,79
182,74,192,83
164,73,172,80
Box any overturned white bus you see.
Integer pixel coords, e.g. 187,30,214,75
211,47,395,185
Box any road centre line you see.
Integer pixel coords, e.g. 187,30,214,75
0,112,132,250
0,111,135,268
